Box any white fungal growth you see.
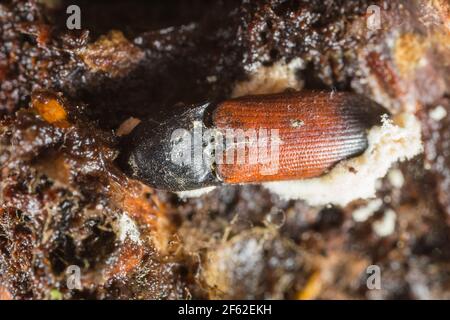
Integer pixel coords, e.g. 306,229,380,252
373,209,397,237
352,199,383,222
429,105,447,121
388,168,405,189
119,213,142,244
232,58,305,98
177,186,217,198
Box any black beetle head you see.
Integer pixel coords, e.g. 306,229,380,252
118,103,221,192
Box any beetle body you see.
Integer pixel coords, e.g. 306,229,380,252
120,91,386,192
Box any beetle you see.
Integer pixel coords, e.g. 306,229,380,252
119,91,387,192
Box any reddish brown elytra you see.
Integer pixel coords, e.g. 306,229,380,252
212,91,386,184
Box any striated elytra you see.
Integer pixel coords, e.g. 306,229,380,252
119,91,387,192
